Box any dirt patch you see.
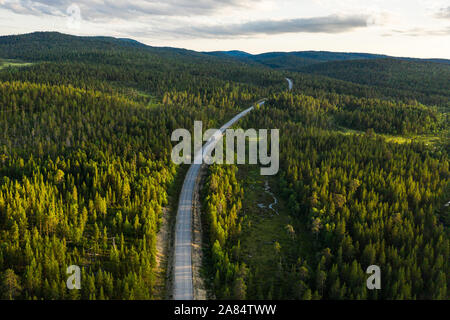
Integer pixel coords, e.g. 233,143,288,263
192,165,208,300
154,205,174,299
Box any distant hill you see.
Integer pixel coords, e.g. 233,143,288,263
0,31,214,63
248,51,390,69
205,50,450,70
1,32,449,106
207,50,253,58
0,31,290,95
203,49,450,106
299,58,450,101
3,31,448,68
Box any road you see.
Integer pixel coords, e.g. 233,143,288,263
173,106,258,300
286,77,293,91
173,79,292,300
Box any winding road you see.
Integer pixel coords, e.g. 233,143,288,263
173,78,293,300
286,77,293,91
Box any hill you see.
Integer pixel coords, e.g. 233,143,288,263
1,32,449,106
299,58,450,105
207,49,450,69
0,31,448,301
204,49,450,106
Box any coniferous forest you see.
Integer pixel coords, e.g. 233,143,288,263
0,32,448,300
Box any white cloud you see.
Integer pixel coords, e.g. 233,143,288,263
388,26,450,37
435,6,450,19
168,14,370,39
1,0,262,20
0,0,449,58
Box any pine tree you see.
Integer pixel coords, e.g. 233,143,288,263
1,269,22,300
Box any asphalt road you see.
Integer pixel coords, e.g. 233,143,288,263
286,77,293,91
173,79,292,300
173,106,257,300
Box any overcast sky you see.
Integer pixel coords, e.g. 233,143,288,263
1,0,449,58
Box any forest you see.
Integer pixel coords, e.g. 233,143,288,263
202,91,448,299
0,32,448,300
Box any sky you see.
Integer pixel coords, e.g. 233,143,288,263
1,0,449,59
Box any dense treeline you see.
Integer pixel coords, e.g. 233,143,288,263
219,101,449,299
0,33,286,97
202,165,248,299
209,51,450,107
263,92,443,135
299,58,450,106
0,81,179,299
0,61,283,101
0,33,288,300
334,97,440,135
288,71,449,109
278,128,449,299
4,33,449,108
0,79,261,299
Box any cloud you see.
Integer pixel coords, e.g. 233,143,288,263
1,0,258,20
1,0,64,16
1,1,372,39
386,26,450,37
435,6,450,19
168,14,370,38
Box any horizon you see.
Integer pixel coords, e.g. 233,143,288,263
1,0,449,59
1,30,449,61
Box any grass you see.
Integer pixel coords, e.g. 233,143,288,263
382,134,442,145
336,125,446,147
237,165,313,291
136,90,161,109
0,59,33,70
